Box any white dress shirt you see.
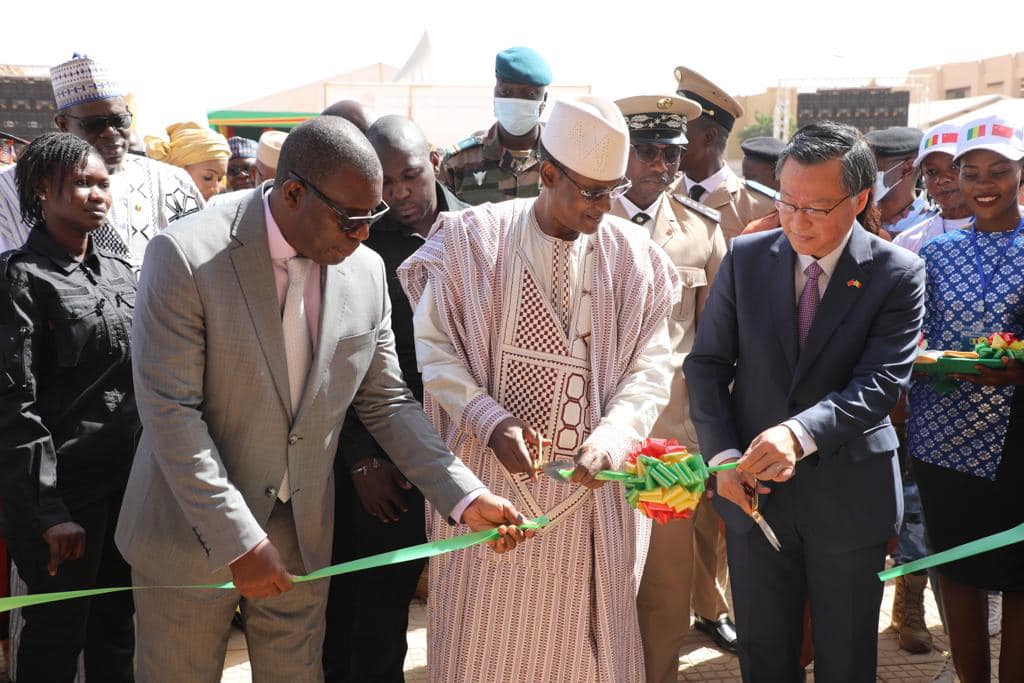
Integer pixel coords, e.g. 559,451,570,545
618,194,662,227
709,224,857,466
683,166,729,201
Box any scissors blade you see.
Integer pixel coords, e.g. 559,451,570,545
752,513,782,552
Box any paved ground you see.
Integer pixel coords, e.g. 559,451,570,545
219,577,1002,682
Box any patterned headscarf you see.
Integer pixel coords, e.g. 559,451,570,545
145,122,230,168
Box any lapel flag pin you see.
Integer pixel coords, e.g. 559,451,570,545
847,279,862,289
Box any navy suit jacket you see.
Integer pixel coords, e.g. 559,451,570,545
684,226,925,552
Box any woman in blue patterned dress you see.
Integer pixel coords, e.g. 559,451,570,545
909,115,1024,682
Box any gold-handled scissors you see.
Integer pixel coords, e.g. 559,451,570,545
742,481,782,552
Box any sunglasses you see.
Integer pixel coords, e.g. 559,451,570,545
548,158,632,202
631,144,684,165
64,111,133,136
227,165,253,177
288,171,389,232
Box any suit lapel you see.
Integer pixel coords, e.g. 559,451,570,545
791,227,872,387
768,233,799,373
228,192,293,417
295,259,350,421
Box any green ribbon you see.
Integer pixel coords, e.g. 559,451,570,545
0,517,549,614
878,522,1024,582
553,460,739,482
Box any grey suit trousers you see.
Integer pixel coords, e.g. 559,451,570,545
133,502,329,683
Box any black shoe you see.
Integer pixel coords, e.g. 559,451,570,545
693,615,737,653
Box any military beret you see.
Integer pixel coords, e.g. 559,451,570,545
674,66,743,132
740,136,786,164
495,47,552,87
614,95,702,145
865,127,923,158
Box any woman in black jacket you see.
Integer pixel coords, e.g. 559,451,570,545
0,132,139,682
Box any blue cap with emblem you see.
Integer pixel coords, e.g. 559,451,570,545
495,47,552,87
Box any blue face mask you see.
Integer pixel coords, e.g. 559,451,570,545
493,97,543,136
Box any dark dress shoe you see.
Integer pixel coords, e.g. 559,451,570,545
693,615,737,653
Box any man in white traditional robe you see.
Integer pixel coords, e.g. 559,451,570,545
0,55,202,266
399,96,679,683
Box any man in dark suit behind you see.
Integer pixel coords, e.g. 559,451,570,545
684,122,925,682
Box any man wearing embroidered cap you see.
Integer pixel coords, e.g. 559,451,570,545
0,54,203,265
226,136,259,192
675,66,776,243
866,126,934,235
612,93,729,680
437,46,550,205
399,95,679,681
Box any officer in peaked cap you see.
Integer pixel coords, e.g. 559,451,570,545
613,93,730,682
674,66,776,243
437,46,551,205
740,136,787,191
865,126,934,235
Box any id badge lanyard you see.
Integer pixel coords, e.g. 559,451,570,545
969,218,1024,321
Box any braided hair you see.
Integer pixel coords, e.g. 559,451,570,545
15,132,94,229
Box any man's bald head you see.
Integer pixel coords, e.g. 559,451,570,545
321,99,374,134
366,115,430,160
366,115,439,236
275,115,381,187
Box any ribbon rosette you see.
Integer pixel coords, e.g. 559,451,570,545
622,438,713,524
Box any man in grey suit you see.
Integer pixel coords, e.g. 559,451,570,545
684,122,925,682
116,116,528,682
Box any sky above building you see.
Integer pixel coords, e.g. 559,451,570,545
4,0,1021,130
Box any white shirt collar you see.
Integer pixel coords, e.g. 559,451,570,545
618,194,661,222
684,165,729,197
795,222,856,279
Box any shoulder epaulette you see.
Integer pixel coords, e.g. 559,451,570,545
744,179,779,200
445,135,484,156
671,193,722,223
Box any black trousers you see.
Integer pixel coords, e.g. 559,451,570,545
726,523,886,683
9,492,134,683
323,469,426,683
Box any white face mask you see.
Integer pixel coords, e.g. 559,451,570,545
494,97,543,136
874,163,909,202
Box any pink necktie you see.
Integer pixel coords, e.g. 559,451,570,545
798,262,822,349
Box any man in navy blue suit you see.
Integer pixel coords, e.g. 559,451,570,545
684,122,925,682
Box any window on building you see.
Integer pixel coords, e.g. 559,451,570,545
987,81,1005,93
945,87,970,99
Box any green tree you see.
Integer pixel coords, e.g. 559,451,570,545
739,113,774,141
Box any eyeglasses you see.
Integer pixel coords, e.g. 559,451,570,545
63,111,133,136
631,144,684,165
227,165,252,177
774,194,851,219
288,171,389,232
548,158,632,202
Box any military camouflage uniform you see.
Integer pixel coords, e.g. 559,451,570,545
437,124,542,205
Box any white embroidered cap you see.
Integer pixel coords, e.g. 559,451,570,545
257,130,287,168
953,115,1024,162
50,54,123,110
541,96,629,182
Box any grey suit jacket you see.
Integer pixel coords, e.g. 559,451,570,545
116,188,483,582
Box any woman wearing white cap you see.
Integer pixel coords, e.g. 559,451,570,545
908,115,1024,682
893,124,974,255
